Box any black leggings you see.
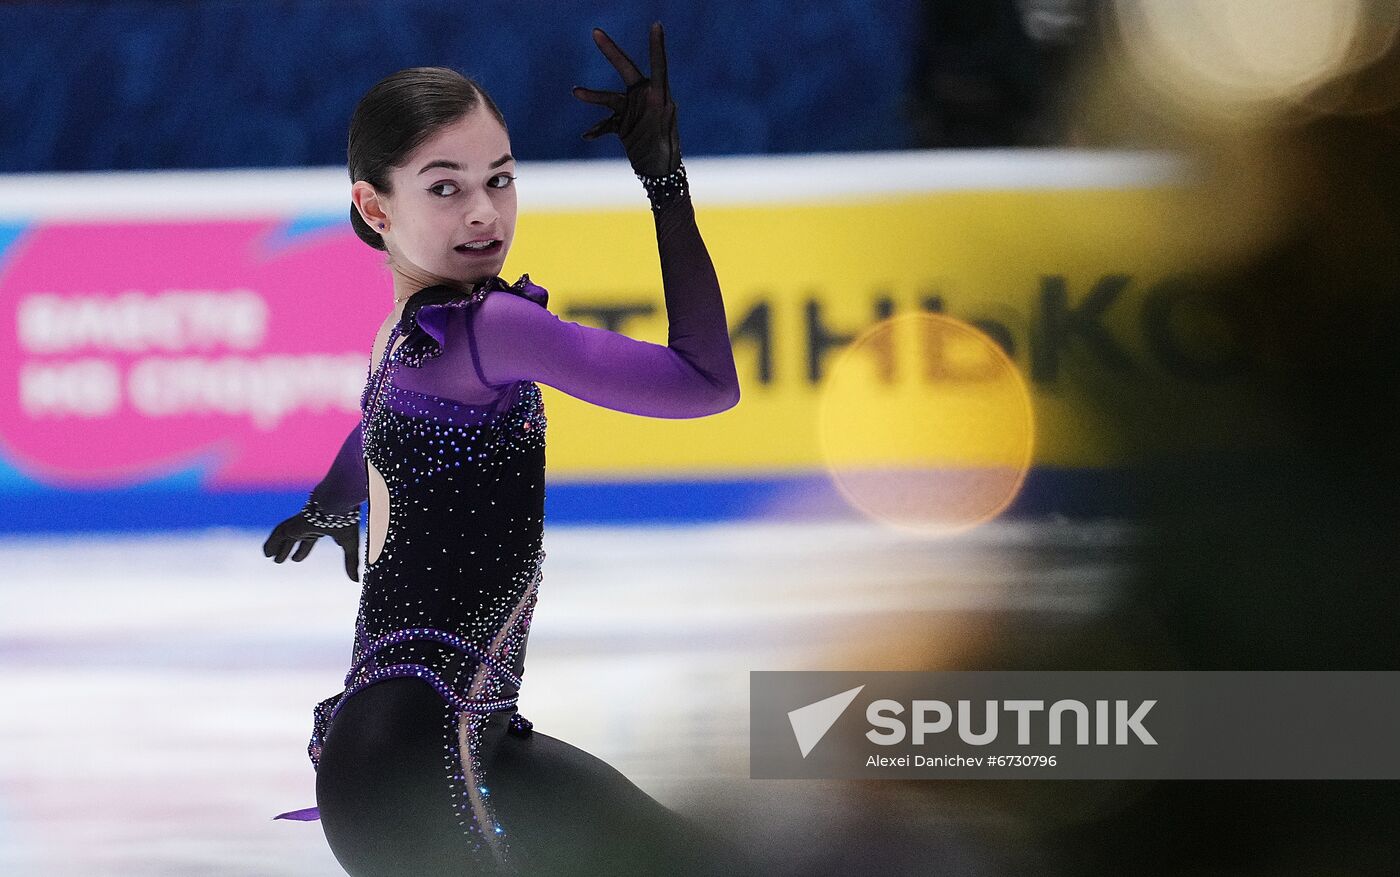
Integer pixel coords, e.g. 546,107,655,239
315,676,750,876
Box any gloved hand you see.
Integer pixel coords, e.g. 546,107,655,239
572,22,681,178
262,500,361,582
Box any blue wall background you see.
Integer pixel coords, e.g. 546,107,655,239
0,0,921,173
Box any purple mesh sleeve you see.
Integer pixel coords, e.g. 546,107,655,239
307,420,367,515
468,193,740,418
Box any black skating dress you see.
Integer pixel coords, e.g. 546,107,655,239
273,163,744,876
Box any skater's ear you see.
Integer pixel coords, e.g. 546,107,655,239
351,181,391,249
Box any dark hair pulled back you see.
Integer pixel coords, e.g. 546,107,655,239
347,67,508,251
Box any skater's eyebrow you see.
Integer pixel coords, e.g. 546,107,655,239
418,154,514,175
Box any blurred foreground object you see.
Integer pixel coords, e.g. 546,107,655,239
761,6,1400,875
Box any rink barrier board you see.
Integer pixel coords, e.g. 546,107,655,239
0,466,1156,534
0,151,1275,529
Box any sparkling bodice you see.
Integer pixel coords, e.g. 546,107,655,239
307,283,548,750
349,376,546,719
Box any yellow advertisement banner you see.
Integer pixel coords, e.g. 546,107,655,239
508,186,1272,476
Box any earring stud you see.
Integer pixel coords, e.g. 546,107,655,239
377,223,386,230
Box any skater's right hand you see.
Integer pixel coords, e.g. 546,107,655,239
262,505,361,583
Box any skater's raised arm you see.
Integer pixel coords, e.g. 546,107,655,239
467,179,737,417
467,21,738,418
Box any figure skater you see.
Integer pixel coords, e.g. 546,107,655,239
261,22,745,876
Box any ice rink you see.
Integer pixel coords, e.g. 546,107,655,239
0,518,1127,875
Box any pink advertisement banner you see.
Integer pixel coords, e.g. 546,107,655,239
0,218,382,491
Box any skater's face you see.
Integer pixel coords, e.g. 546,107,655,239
363,104,517,288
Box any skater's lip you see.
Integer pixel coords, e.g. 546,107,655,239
455,239,502,256
458,236,499,246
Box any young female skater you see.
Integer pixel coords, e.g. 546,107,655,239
261,22,743,877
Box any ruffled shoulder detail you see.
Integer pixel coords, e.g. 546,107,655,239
392,273,549,368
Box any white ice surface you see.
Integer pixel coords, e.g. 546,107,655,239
0,519,1125,875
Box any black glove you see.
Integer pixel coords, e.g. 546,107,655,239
572,22,681,178
262,498,361,582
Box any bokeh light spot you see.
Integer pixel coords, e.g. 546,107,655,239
1111,0,1398,124
817,313,1034,536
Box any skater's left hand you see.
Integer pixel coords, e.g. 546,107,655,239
572,21,681,178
